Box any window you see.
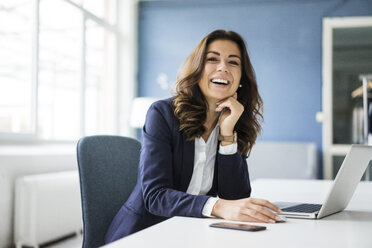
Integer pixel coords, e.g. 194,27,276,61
0,0,34,135
85,19,117,136
0,0,118,141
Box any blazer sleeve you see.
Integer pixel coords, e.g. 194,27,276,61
216,151,251,200
140,102,210,218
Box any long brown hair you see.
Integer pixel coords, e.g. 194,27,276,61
172,29,263,155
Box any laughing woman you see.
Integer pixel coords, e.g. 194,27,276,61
105,29,282,243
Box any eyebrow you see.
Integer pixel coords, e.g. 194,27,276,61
206,51,241,60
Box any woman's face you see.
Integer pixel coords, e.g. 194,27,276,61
199,39,242,103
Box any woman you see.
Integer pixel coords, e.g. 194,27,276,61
105,29,282,244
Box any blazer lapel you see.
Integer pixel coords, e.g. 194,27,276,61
180,137,195,192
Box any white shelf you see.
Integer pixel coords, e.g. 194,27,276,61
322,16,372,180
329,145,352,155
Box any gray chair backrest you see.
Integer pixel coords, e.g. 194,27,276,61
76,135,141,248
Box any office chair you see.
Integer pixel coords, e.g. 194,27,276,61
76,135,141,248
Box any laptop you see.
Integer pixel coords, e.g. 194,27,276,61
275,144,372,219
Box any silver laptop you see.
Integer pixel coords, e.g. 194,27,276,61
275,144,372,219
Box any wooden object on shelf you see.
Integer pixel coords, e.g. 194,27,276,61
351,81,372,98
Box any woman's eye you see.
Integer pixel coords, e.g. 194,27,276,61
207,57,217,62
229,61,239,66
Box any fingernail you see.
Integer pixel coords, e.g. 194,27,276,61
275,216,282,221
269,219,275,223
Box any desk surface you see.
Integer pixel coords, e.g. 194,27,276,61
104,179,372,248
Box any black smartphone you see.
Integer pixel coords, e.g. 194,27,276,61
209,222,266,232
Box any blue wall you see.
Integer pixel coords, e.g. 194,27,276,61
137,0,372,177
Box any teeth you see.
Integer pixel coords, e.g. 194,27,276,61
211,79,228,84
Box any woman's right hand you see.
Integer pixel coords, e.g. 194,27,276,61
211,197,282,223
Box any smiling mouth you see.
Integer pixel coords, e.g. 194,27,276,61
211,78,230,85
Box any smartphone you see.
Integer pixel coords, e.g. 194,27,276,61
209,222,266,232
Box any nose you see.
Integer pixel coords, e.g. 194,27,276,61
217,60,229,73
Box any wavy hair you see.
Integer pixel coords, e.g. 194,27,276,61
172,29,263,155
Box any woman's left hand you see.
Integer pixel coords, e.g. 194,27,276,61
215,92,244,136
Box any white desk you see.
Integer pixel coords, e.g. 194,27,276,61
104,179,372,248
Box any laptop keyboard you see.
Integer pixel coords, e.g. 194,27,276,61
282,203,322,213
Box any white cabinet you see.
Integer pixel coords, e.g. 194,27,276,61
322,16,372,179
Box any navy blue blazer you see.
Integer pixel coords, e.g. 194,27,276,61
105,98,251,243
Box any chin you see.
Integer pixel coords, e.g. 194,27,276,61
212,93,231,100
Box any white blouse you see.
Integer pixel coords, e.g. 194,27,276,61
186,123,237,217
